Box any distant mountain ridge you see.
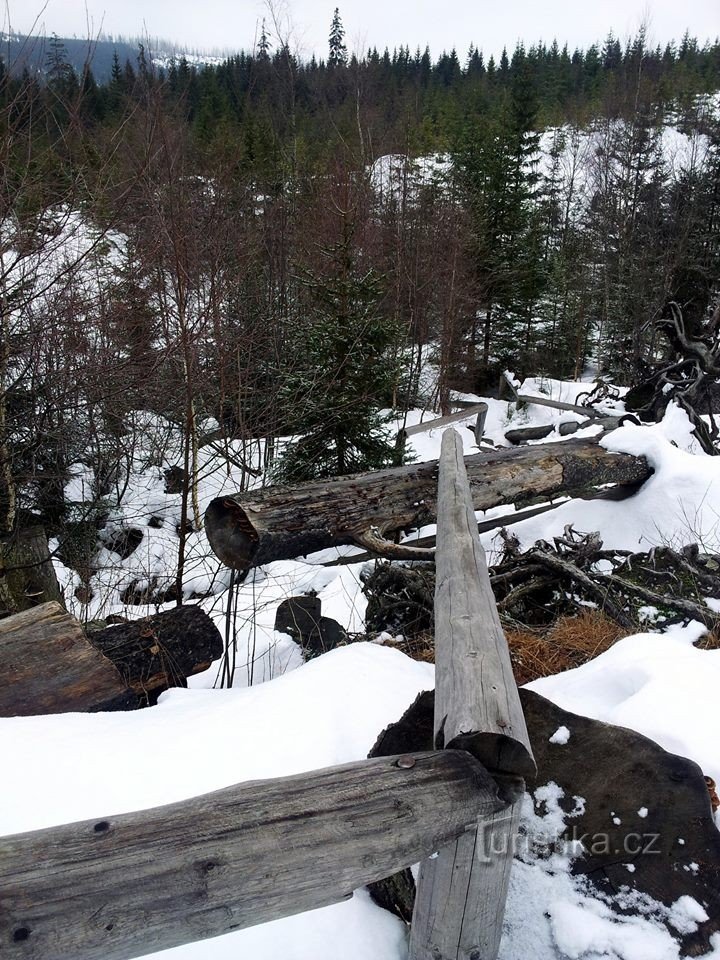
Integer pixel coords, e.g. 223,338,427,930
0,31,230,82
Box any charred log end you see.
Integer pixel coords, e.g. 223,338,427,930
205,498,260,571
561,449,652,493
448,731,537,781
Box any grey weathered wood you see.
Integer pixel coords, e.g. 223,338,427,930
409,429,535,960
402,403,491,438
205,438,650,570
502,371,604,418
430,430,534,776
0,602,136,717
0,750,503,960
410,783,524,960
473,403,488,445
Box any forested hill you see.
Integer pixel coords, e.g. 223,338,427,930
0,21,718,532
2,26,719,145
1,32,224,83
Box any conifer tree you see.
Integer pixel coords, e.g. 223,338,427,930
274,204,401,482
328,8,348,67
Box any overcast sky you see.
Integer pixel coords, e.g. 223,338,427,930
5,0,719,59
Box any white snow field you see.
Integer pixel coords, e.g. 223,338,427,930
2,389,720,959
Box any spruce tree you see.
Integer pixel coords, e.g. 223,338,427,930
274,228,401,483
328,8,348,67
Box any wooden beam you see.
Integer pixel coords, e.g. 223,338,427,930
409,429,535,960
502,371,604,418
0,751,504,960
401,403,490,438
205,438,651,570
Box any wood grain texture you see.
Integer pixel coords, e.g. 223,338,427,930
205,438,650,570
0,602,136,717
0,750,503,960
409,429,534,960
432,430,535,778
410,784,523,960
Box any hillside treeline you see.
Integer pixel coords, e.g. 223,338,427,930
0,24,718,550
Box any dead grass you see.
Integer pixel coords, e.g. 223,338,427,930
505,610,625,685
387,609,626,684
695,626,720,650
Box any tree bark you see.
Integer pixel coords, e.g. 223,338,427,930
205,438,651,570
0,526,63,618
88,607,223,705
0,602,136,717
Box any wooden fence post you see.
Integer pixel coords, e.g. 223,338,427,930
409,428,536,960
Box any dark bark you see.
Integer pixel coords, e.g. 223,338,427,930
89,606,223,705
205,438,651,570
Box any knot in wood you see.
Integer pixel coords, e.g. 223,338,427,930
395,756,416,769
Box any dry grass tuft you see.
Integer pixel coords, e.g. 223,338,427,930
388,609,626,684
695,627,720,650
505,609,625,685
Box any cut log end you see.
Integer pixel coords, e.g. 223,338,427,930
205,498,260,570
448,731,537,781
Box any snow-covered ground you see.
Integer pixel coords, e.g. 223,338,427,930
2,380,720,959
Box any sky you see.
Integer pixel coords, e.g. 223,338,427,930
5,0,719,60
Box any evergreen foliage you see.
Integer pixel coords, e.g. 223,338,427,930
274,237,400,483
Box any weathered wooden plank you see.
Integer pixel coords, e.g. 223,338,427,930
502,371,604,418
402,404,490,438
0,602,136,717
0,750,504,960
205,438,650,570
411,785,523,960
409,429,535,960
473,404,488,445
432,430,535,776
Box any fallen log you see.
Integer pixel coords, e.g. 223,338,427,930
0,750,504,960
205,438,651,570
0,602,136,717
88,607,223,706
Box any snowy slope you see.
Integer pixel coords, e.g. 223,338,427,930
3,379,720,959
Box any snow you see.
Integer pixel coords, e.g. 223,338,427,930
549,725,571,745
5,367,720,959
483,403,720,557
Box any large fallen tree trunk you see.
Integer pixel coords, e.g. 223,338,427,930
0,602,136,717
0,604,224,716
88,607,223,706
205,438,651,570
